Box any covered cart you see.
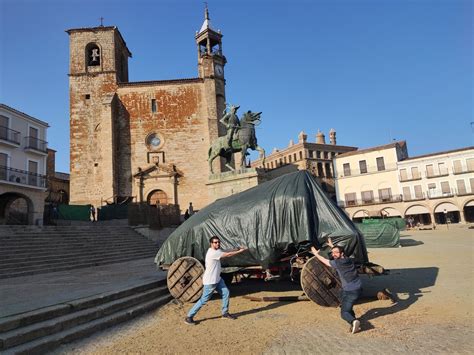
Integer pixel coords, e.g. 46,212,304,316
155,171,384,306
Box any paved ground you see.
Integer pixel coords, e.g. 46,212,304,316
54,224,473,354
0,258,166,318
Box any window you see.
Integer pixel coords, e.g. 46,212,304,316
411,167,420,179
86,43,100,66
324,152,328,159
293,153,297,161
440,181,451,194
467,158,474,172
453,160,462,173
470,178,474,193
414,185,423,199
456,180,467,195
376,157,385,171
288,155,292,163
426,164,434,177
438,162,447,175
345,193,357,206
299,151,303,160
85,94,91,100
399,169,408,181
151,99,157,113
361,190,374,203
343,163,351,176
359,160,367,174
378,188,392,202
325,163,332,178
402,186,411,200
316,151,321,159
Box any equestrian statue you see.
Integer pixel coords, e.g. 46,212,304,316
208,104,266,174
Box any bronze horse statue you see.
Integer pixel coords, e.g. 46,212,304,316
208,111,265,173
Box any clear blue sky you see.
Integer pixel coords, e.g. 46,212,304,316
1,0,472,173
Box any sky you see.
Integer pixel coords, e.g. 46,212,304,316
0,0,472,173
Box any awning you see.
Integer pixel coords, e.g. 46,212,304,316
434,202,459,213
405,205,430,215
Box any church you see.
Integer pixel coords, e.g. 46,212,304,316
67,9,228,211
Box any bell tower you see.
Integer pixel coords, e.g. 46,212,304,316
195,6,226,80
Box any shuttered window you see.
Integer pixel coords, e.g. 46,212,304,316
440,181,450,194
345,193,357,206
414,185,423,199
402,186,411,200
361,190,373,203
456,180,467,195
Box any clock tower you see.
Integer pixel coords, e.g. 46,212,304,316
195,6,226,80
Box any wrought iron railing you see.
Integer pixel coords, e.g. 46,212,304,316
24,136,48,153
0,165,46,188
0,125,21,145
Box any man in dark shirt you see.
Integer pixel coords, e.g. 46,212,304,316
311,239,362,334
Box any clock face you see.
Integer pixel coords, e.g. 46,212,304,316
146,133,163,150
215,64,224,77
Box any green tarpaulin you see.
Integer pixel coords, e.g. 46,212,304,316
356,222,401,248
155,171,368,269
57,204,90,221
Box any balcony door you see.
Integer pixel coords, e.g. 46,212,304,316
0,115,8,140
28,160,38,187
29,127,39,149
0,152,7,180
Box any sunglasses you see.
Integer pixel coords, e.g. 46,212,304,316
212,241,220,244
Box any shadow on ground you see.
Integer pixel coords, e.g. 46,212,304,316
359,266,439,331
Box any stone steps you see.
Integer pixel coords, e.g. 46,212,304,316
0,280,171,354
0,226,159,279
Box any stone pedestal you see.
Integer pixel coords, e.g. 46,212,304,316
207,168,269,202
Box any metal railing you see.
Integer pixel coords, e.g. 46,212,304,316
0,165,46,188
338,188,474,207
24,136,48,153
0,125,21,145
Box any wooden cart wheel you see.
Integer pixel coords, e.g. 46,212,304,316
167,256,205,303
300,256,342,307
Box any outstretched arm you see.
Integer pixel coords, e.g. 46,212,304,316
222,247,248,259
310,246,331,267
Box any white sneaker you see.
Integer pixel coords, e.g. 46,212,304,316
351,319,361,334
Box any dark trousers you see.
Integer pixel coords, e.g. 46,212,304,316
340,288,362,324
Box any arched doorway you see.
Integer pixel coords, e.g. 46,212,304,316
405,204,431,225
147,189,168,206
0,193,33,225
464,200,474,223
434,202,460,224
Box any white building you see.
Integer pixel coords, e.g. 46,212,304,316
0,104,49,224
334,142,474,225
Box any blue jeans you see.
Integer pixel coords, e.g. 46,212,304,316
187,278,230,318
340,288,362,324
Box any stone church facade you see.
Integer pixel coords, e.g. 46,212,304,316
67,10,227,211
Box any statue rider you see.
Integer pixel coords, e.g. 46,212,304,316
220,104,241,150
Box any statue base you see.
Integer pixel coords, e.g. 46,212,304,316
207,168,269,202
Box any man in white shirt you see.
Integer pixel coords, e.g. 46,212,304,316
185,236,247,325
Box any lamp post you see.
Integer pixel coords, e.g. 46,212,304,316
443,209,449,229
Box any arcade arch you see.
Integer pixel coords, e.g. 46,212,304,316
0,192,33,225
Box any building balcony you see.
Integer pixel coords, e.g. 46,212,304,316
426,172,450,179
24,136,48,155
427,189,455,199
399,175,422,182
453,168,474,175
0,126,21,147
339,195,403,208
0,165,46,188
